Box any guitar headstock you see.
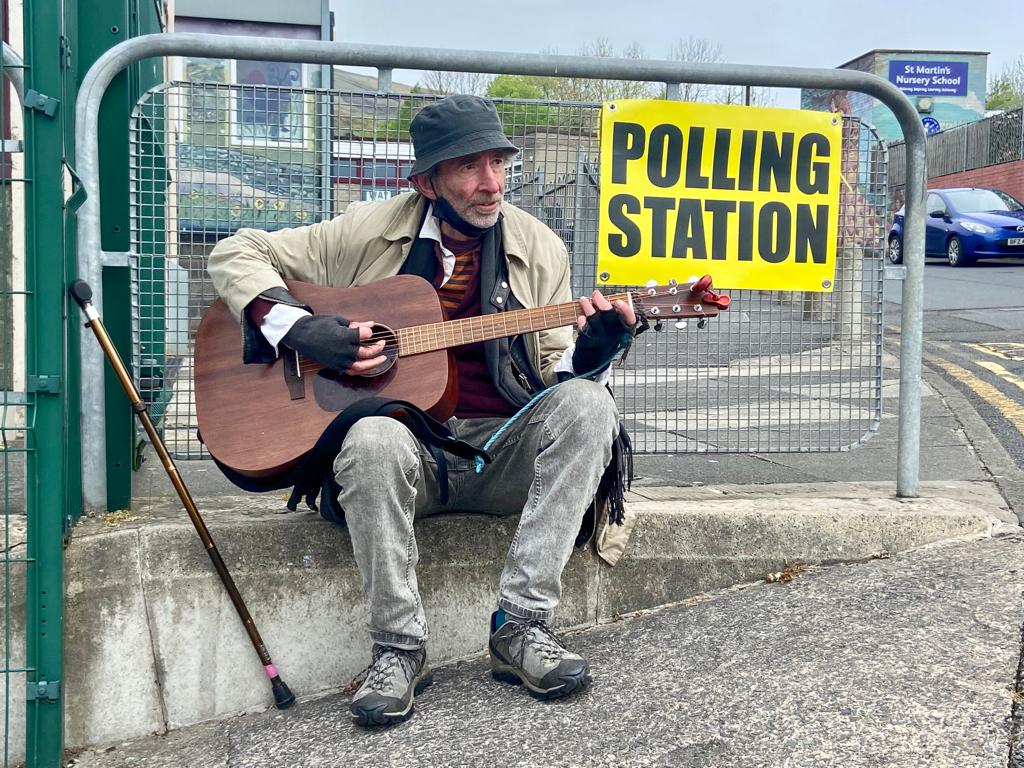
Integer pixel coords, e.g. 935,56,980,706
629,274,730,330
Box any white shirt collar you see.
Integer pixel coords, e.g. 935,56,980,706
417,203,455,285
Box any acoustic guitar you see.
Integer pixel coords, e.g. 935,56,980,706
194,274,729,483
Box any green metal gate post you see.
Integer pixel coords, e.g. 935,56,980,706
23,0,71,763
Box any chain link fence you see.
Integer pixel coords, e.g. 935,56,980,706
128,81,886,471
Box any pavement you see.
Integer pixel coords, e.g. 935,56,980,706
63,341,1024,768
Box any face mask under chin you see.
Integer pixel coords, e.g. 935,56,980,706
433,195,498,239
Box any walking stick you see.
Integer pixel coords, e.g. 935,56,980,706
69,279,296,710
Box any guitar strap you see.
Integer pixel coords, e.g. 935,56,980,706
211,397,492,524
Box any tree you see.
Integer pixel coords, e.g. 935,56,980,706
718,85,777,108
486,75,546,100
538,39,657,103
665,36,724,102
987,57,1024,111
485,77,587,133
417,70,493,96
664,36,776,106
423,35,780,107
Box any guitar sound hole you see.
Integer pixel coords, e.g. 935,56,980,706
355,323,398,378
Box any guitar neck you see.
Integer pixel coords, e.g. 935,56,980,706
397,292,632,356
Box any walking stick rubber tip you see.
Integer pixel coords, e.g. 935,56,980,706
271,677,296,709
69,279,93,308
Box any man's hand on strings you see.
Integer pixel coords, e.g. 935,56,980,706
281,315,386,375
346,321,388,375
572,290,637,374
575,290,635,331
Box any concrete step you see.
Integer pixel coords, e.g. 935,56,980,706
68,534,1024,768
29,479,1012,752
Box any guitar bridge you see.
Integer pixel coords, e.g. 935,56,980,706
283,349,306,400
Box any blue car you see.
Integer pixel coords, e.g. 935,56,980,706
888,187,1024,267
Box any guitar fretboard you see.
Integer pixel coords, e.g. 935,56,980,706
397,293,632,356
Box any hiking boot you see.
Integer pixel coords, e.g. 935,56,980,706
488,612,592,700
350,644,432,726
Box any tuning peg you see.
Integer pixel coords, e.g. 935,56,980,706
697,318,708,329
702,289,730,310
674,320,687,330
668,278,677,286
654,320,664,332
645,279,658,288
691,275,712,293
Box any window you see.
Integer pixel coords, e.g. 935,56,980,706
948,188,1023,214
230,60,308,148
331,159,358,180
926,193,947,217
183,58,228,132
365,161,394,181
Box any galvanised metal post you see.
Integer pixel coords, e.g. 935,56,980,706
2,42,24,100
24,0,70,763
75,34,930,509
74,0,163,512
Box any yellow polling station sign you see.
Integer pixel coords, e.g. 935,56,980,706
597,100,842,292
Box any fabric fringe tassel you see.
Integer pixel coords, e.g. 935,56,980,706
605,425,634,526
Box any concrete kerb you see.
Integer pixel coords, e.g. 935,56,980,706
54,479,1015,752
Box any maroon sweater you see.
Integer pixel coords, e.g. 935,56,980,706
435,234,517,419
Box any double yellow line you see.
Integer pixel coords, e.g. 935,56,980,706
887,331,1024,436
930,340,1024,434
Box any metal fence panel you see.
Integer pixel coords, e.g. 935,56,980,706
928,127,969,178
990,108,1024,165
889,106,1024,193
129,81,885,467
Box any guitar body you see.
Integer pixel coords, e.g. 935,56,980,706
194,275,455,482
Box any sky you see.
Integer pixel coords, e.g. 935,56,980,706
329,0,1016,108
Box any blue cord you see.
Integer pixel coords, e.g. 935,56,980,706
473,332,632,474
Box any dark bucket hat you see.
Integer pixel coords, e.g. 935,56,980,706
407,95,519,177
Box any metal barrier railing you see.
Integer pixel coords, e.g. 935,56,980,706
127,82,887,463
75,32,929,513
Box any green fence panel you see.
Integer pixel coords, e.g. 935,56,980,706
21,0,72,763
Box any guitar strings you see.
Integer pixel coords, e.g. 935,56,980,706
288,289,673,373
304,292,635,345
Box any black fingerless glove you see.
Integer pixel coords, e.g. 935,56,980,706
281,314,361,372
572,309,636,374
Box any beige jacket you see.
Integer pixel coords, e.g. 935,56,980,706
208,191,572,387
207,191,631,564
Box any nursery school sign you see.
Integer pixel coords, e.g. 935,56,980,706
597,100,842,292
888,60,968,96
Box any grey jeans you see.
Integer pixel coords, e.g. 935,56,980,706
333,378,620,649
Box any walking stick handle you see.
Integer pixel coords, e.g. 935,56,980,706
69,279,95,311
